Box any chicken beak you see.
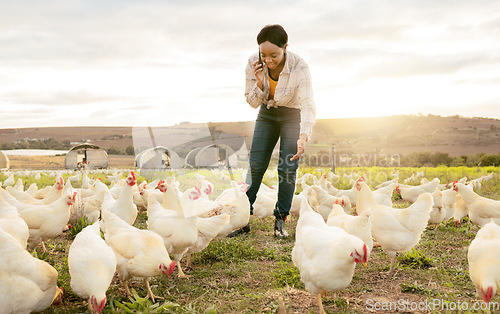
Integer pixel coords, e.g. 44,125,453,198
362,262,367,268
51,287,63,305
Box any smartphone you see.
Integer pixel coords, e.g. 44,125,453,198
258,48,262,65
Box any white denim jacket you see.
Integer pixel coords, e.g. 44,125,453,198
244,51,316,140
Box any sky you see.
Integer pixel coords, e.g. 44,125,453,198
1,0,499,129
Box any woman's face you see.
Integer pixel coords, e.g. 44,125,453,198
259,41,286,70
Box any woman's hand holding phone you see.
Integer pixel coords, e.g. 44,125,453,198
253,59,264,90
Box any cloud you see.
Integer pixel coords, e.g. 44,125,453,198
354,52,499,80
1,0,500,128
2,90,124,106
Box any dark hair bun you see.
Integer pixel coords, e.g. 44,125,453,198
257,24,288,48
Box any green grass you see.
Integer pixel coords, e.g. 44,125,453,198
397,249,434,270
1,166,498,313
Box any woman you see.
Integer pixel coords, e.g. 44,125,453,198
230,24,316,239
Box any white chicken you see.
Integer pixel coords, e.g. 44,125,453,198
13,192,76,251
390,170,399,179
396,178,440,203
68,221,117,314
6,176,64,205
0,229,63,314
403,172,417,184
441,188,458,222
467,221,500,303
79,189,107,223
375,178,398,190
309,186,351,220
292,198,368,314
326,204,373,258
101,210,176,302
324,181,340,197
2,173,15,187
34,176,64,199
290,180,314,218
453,194,469,226
184,213,231,266
181,182,251,238
101,172,138,225
370,183,395,207
68,172,82,184
481,172,495,182
296,173,318,186
25,182,38,197
454,182,500,227
194,173,214,197
0,197,29,248
146,187,200,279
421,177,450,191
201,182,251,238
13,177,24,191
333,178,366,207
428,189,445,228
148,186,230,269
252,183,277,218
356,181,432,274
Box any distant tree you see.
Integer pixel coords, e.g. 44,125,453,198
480,154,500,167
431,152,452,166
125,145,135,156
62,140,72,149
31,141,46,149
0,143,13,150
106,145,122,155
15,140,29,149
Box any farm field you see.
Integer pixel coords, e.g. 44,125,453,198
0,165,499,313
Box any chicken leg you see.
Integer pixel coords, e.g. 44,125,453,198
174,254,190,279
123,281,132,297
144,278,164,302
388,254,396,275
176,261,190,279
41,241,47,253
317,293,326,314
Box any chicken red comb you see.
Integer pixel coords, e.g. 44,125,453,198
55,177,64,190
335,199,339,205
130,171,136,180
72,192,77,202
355,177,365,183
156,180,165,188
237,182,248,192
169,261,177,276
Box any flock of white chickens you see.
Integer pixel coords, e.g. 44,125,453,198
288,169,499,313
0,167,498,313
0,169,250,314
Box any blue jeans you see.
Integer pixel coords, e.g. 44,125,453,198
246,104,300,219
